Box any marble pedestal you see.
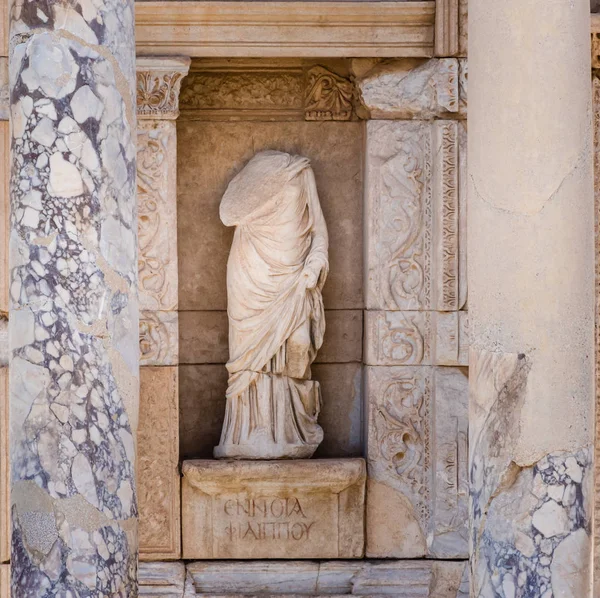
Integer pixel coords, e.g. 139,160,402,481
182,459,366,559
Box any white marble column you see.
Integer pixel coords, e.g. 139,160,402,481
8,0,139,594
469,2,594,597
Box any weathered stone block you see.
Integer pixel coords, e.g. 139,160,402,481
178,121,363,311
364,310,468,367
0,368,7,564
139,562,186,597
139,367,181,560
318,310,363,363
365,120,465,312
179,364,229,460
0,59,7,121
313,363,363,458
179,310,362,365
458,59,467,116
356,58,459,119
0,564,8,597
180,363,363,460
435,311,469,366
179,311,229,365
140,311,179,366
181,459,365,559
366,365,468,558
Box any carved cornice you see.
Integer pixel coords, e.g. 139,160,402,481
135,2,436,58
179,62,356,121
136,56,191,119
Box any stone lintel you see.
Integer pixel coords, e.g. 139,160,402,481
136,56,191,119
182,459,366,560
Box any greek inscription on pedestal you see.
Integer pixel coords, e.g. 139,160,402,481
222,497,316,543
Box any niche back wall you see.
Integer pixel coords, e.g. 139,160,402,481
176,63,365,460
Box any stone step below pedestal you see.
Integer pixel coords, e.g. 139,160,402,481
181,459,366,560
138,560,469,597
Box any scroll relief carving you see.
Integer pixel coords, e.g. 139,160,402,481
137,121,178,311
370,368,432,530
139,367,181,559
365,310,469,367
366,121,432,311
366,120,462,311
367,366,468,558
433,121,459,311
0,59,7,120
305,66,353,121
139,311,179,366
366,311,431,366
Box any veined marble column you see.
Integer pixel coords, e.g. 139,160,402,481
469,2,594,597
8,0,139,595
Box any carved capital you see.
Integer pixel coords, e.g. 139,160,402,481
136,57,191,119
305,66,354,121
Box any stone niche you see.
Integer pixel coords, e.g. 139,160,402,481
171,56,468,568
177,58,365,463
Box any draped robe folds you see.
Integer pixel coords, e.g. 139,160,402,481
214,151,329,460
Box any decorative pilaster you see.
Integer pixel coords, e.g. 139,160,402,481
362,59,469,560
136,56,190,561
469,2,594,596
9,0,139,594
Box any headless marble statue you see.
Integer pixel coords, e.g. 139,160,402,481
214,150,329,460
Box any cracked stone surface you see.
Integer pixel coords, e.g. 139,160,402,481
9,0,138,595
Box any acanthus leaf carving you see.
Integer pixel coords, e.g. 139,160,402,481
179,70,304,115
136,58,191,119
304,66,354,121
